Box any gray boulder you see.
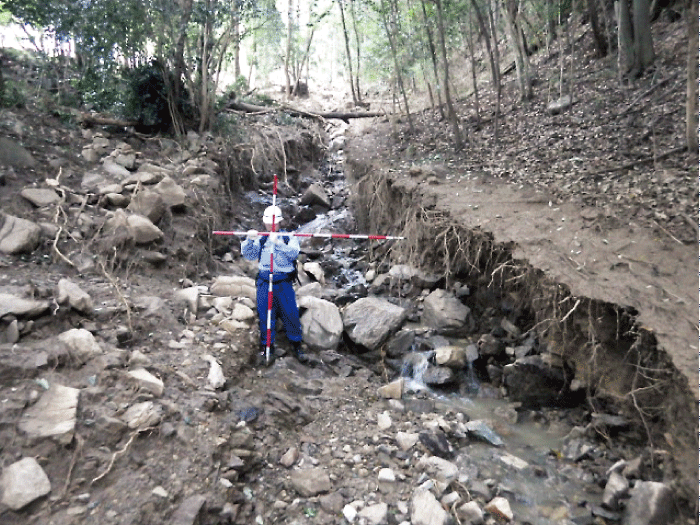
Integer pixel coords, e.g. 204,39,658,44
298,295,343,351
0,213,41,254
623,481,675,525
422,289,470,332
342,297,407,349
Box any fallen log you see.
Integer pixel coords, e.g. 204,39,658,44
76,111,138,128
224,100,385,123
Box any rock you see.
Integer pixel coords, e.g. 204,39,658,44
603,471,629,510
419,431,453,459
230,303,255,322
434,346,467,368
547,95,572,115
622,481,675,525
102,158,131,178
343,504,358,522
0,457,51,510
20,188,60,207
0,213,41,254
290,467,332,497
210,275,256,300
171,494,207,525
485,496,513,521
342,297,407,349
411,489,449,525
359,502,388,525
0,137,36,167
126,189,167,223
153,176,186,209
57,328,102,365
396,431,419,451
465,420,504,447
422,366,456,386
0,293,50,319
457,501,484,524
174,287,201,316
297,295,343,351
416,456,459,494
377,411,392,430
385,329,415,358
296,282,324,298
19,384,80,444
378,378,404,399
2,319,19,344
202,354,226,389
299,183,331,208
56,279,94,314
279,447,299,467
302,261,325,284
378,468,396,482
422,289,470,332
502,355,569,408
121,401,163,430
498,452,528,470
477,333,504,357
127,213,164,244
127,368,164,396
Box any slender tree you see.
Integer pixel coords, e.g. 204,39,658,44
435,0,463,148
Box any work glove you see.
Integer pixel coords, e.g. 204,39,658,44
268,232,280,245
246,229,259,241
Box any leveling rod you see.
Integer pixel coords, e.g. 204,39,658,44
213,231,405,241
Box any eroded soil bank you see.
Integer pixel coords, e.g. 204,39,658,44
344,118,697,514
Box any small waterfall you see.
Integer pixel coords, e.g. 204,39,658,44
400,352,431,394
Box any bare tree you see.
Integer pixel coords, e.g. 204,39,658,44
435,0,463,148
503,0,532,100
337,0,358,104
380,0,414,132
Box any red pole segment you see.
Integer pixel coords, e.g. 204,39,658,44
265,175,278,365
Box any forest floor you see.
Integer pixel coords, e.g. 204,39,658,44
0,9,696,525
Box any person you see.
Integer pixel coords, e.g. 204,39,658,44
241,205,306,366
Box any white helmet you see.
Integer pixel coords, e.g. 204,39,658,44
262,205,283,225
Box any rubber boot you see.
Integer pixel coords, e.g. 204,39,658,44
291,341,307,363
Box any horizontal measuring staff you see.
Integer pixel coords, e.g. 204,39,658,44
213,231,405,240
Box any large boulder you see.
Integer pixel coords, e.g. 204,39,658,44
0,213,41,254
0,457,50,510
342,297,407,349
298,295,343,351
422,289,470,332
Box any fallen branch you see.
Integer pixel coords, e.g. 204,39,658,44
77,111,138,128
224,100,385,123
588,146,687,175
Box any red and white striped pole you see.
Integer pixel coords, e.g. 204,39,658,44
264,175,279,365
214,231,405,241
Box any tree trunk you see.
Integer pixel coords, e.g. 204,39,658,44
469,0,499,96
686,0,698,154
463,17,481,125
586,0,608,57
616,0,634,81
632,0,655,76
435,0,463,148
503,0,532,100
420,0,444,118
380,0,414,132
284,0,293,100
337,0,358,104
487,0,503,140
349,0,363,102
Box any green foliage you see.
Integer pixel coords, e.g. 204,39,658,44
0,79,27,108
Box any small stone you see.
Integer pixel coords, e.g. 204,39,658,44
377,378,404,399
396,431,419,451
377,411,392,430
127,368,164,397
485,496,513,521
378,468,396,482
279,447,299,468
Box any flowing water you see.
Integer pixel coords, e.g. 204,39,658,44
402,351,601,524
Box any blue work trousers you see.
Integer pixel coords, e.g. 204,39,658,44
255,273,302,347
